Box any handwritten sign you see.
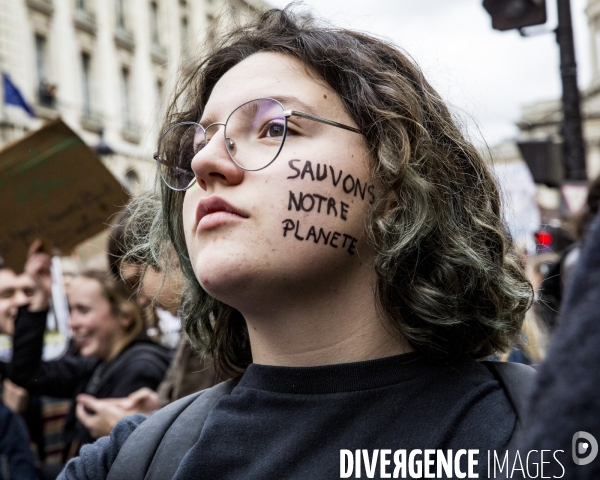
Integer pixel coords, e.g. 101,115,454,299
0,119,129,271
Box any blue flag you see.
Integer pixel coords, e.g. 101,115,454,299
2,73,35,117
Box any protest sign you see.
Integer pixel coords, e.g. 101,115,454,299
0,118,128,271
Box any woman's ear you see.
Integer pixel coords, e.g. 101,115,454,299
117,311,134,331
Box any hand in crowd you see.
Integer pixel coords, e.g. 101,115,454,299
23,239,52,312
76,388,161,438
2,379,29,414
117,387,161,415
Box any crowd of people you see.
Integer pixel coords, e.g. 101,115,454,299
0,206,218,479
1,7,599,479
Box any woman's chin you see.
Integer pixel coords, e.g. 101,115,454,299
196,264,274,312
196,268,249,303
79,343,97,358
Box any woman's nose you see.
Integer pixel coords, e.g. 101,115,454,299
191,124,244,190
68,313,80,329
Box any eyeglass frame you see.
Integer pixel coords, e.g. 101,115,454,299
153,97,361,192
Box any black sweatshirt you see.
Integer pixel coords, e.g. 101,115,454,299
9,306,172,461
60,352,516,479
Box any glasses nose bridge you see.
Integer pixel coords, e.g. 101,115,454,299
201,121,236,158
203,121,226,134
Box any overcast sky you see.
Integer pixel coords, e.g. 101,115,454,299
266,0,592,148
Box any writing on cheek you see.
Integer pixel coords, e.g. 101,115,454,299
287,159,375,204
282,219,358,255
288,191,349,220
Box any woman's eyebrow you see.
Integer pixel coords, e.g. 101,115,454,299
199,96,318,126
271,95,319,115
198,116,218,129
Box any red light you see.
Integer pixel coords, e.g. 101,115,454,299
535,231,553,247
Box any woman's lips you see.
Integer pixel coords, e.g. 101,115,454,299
74,336,90,347
199,211,246,230
196,196,247,230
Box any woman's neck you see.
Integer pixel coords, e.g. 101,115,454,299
242,269,412,367
104,333,136,362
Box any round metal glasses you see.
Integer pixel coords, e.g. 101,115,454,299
154,97,361,191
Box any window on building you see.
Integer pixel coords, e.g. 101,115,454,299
81,52,92,118
77,0,86,12
116,0,126,29
121,67,131,127
36,35,55,108
35,35,48,84
595,18,600,73
206,14,215,46
181,16,189,51
150,1,159,46
156,79,164,122
124,169,140,193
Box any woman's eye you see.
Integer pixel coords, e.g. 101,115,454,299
262,122,285,138
193,139,207,154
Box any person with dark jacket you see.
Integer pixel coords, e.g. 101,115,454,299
8,253,171,465
516,212,600,479
0,402,39,480
70,202,217,439
1,251,52,465
535,174,600,333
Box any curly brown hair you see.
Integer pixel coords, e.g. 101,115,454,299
137,8,532,377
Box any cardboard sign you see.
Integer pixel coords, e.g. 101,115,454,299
0,118,129,271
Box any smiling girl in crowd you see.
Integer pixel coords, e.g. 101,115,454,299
9,249,170,470
60,8,532,479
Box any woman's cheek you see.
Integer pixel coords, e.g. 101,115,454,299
182,189,201,255
278,158,374,257
182,189,196,233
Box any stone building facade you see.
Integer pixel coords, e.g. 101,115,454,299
0,0,265,193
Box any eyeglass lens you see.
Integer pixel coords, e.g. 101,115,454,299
224,98,286,170
157,122,205,190
156,99,287,190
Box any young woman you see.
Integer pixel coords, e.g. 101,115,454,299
60,8,532,479
9,261,171,465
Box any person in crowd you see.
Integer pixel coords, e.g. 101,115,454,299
107,208,164,344
0,254,50,468
517,211,600,479
8,244,171,469
108,205,182,347
0,260,40,480
60,8,533,479
0,402,39,480
494,246,550,365
0,260,37,339
75,198,217,438
535,174,600,332
498,309,547,365
0,260,32,406
0,261,30,397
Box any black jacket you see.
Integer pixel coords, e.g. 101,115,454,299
518,213,600,479
8,306,172,461
0,403,38,480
